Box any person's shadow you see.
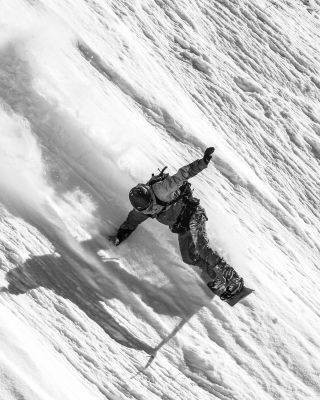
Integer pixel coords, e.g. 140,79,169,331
0,37,216,359
3,234,215,357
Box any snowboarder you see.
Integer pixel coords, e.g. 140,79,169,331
108,147,253,306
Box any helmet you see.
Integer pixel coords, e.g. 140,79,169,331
129,184,152,211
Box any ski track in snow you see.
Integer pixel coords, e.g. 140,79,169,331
1,0,320,399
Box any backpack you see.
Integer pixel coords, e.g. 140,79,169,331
146,166,200,232
146,166,194,208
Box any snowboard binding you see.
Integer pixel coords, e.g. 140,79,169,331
207,277,254,307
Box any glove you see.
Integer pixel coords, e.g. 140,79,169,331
203,147,215,164
108,236,120,246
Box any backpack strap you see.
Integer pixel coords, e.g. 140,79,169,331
150,181,193,208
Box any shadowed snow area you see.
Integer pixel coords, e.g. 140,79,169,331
1,0,320,399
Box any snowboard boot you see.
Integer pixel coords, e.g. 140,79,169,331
220,277,254,307
206,260,254,306
220,276,243,300
207,279,254,306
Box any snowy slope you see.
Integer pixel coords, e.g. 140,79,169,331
1,0,320,399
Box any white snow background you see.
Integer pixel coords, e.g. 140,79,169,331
1,0,320,399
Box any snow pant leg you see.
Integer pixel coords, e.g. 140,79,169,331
188,206,222,269
178,206,226,296
178,206,244,298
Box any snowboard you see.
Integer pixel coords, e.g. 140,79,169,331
225,287,254,307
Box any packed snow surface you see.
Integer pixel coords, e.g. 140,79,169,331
1,0,320,399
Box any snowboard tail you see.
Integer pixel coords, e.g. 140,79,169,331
225,286,254,307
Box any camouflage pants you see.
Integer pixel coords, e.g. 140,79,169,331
178,206,242,297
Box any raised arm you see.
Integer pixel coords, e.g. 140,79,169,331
154,147,215,196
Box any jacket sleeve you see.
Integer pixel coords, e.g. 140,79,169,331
155,158,207,196
117,209,150,244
